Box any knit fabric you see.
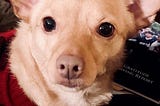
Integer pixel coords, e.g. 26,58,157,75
0,30,36,106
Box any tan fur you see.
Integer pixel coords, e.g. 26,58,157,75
9,0,159,106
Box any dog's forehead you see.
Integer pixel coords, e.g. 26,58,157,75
31,0,131,34
43,0,125,21
49,0,116,11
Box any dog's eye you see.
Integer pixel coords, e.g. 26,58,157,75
97,22,115,37
43,17,56,32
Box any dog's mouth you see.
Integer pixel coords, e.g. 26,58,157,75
58,79,84,89
60,81,78,88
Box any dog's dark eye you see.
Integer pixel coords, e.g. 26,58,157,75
43,17,56,32
97,22,115,37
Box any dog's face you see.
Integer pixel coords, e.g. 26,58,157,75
10,0,159,105
18,0,135,89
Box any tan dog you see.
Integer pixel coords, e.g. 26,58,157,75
9,0,159,106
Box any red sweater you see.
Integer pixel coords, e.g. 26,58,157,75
0,30,36,106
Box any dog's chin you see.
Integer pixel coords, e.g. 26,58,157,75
56,84,82,92
60,82,80,88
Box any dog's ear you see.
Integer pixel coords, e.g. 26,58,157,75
10,0,39,22
127,0,160,29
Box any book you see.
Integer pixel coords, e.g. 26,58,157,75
114,22,160,104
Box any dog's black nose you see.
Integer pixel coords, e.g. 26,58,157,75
56,55,84,79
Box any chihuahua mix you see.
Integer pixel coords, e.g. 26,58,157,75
5,0,159,106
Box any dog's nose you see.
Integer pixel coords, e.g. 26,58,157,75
56,55,84,79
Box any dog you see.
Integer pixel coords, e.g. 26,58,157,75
7,0,159,106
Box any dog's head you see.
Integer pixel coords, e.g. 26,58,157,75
10,0,159,105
